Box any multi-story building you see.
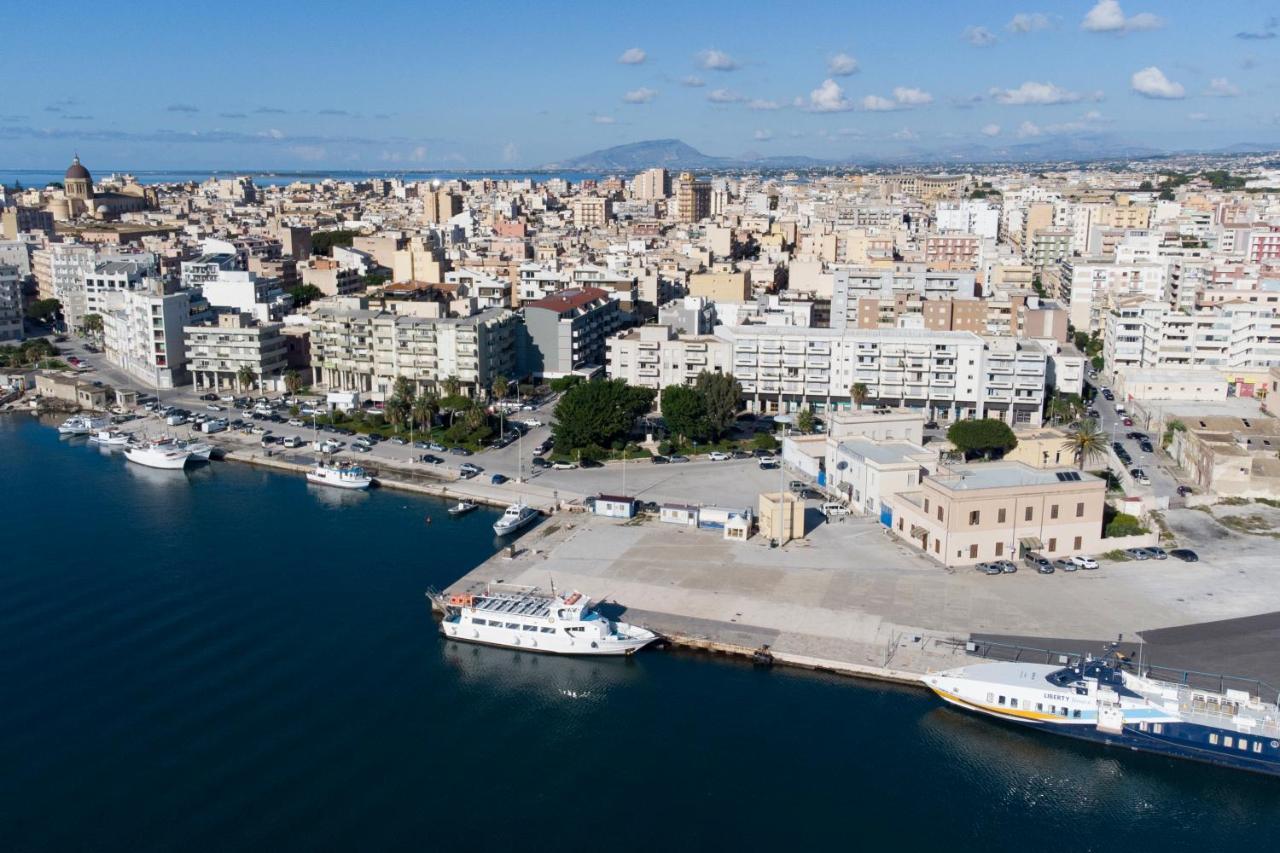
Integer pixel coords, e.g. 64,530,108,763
78,255,157,333
33,242,95,306
605,325,733,391
520,287,623,378
1053,259,1167,333
830,265,977,329
185,312,289,392
718,325,1047,425
570,196,612,229
0,264,22,341
101,283,191,389
1028,227,1071,270
688,270,751,303
885,461,1107,567
923,233,981,269
935,200,1000,241
1104,300,1280,370
181,252,242,290
310,297,518,398
675,172,711,223
1,206,54,240
631,168,670,200
422,188,463,224
300,257,362,297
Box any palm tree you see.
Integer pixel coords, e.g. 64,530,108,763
236,365,256,393
392,376,415,404
411,392,439,434
491,373,509,402
441,375,461,398
385,396,410,432
850,382,868,411
462,401,486,432
1062,419,1108,471
284,369,303,396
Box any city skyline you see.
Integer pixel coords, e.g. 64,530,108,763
3,0,1280,170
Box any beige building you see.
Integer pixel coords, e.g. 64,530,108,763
1168,415,1280,499
605,324,732,391
886,461,1106,567
570,196,612,228
422,188,462,224
689,270,750,302
675,172,711,223
758,492,805,544
35,370,108,410
300,257,362,297
185,312,289,392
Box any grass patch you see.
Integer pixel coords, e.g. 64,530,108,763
1219,497,1251,506
1102,549,1132,562
1218,514,1280,537
1254,498,1280,508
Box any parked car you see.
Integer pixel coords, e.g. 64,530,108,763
283,435,303,448
200,393,218,403
730,450,751,459
708,451,730,461
1170,548,1199,562
789,480,805,492
1129,468,1150,485
758,458,779,470
1146,546,1168,560
1139,441,1154,453
1122,417,1134,427
1070,555,1099,570
799,488,822,500
450,447,473,456
924,421,940,430
531,456,551,469
521,419,544,428
459,462,483,475
822,502,850,517
427,442,445,452
580,458,603,468
490,474,509,485
1023,552,1053,573
668,455,690,463
418,454,443,465
413,440,431,449
975,562,1003,576
287,418,305,427
650,455,669,465
351,444,370,453
552,460,578,470
1053,558,1077,572
1125,547,1151,560
206,403,223,411
995,560,1018,574
390,437,407,445
1176,485,1194,497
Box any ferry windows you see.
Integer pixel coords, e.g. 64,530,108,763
998,695,1006,705
1209,733,1219,745
1225,736,1233,748
539,627,555,634
1059,707,1069,717
1254,742,1263,753
1036,703,1044,712
523,625,537,631
1153,723,1163,733
987,693,994,703
1073,710,1081,718
1139,722,1148,732
1010,698,1018,708
1238,739,1248,751
505,623,519,629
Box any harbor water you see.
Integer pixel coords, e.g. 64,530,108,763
1,416,1276,852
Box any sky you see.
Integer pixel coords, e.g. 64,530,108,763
2,0,1279,171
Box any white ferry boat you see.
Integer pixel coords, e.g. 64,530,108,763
925,648,1280,777
432,584,659,656
58,415,109,435
88,428,129,447
493,502,538,536
306,461,372,490
124,440,192,470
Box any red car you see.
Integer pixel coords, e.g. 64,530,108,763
1122,417,1134,426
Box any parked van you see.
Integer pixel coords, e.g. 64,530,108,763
202,418,228,434
822,502,850,517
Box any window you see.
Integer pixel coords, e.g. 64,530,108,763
924,498,930,512
998,508,1007,523
1225,736,1233,748
1151,723,1162,734
523,624,537,631
1025,506,1033,522
1140,722,1148,732
1050,504,1059,520
540,627,555,634
1209,733,1218,745
1073,710,1081,718
969,544,978,559
1036,703,1043,712
995,542,1004,556
934,539,941,553
1238,739,1248,751
1076,502,1085,518
1060,708,1069,717
937,506,944,522
998,696,1006,705
987,693,994,703
1010,698,1018,708
1073,536,1082,550
969,510,981,526
505,623,519,630
1254,742,1263,753
1048,538,1057,552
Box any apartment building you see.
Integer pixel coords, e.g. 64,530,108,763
33,242,95,304
923,233,981,269
717,325,1047,425
689,270,751,302
935,200,999,241
675,172,711,223
1052,259,1168,333
570,196,612,229
830,265,976,329
185,312,288,392
632,168,670,200
1,206,54,240
300,257,362,297
310,297,519,398
605,324,732,391
422,188,462,224
0,264,22,341
78,256,157,333
1104,299,1280,370
1028,227,1071,270
101,284,191,389
521,287,623,378
885,461,1106,567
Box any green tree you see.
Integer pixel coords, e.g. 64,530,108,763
946,419,1018,460
384,395,410,431
236,365,256,392
411,392,439,433
752,431,779,451
1105,512,1147,538
850,382,869,410
549,375,582,393
81,313,104,339
661,384,708,442
284,369,303,396
1062,419,1108,470
25,298,61,324
552,379,655,451
693,371,741,440
491,373,510,401
392,376,415,405
311,229,358,256
441,375,461,398
462,402,487,432
288,284,323,308
795,407,815,434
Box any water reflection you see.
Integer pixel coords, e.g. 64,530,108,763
306,482,370,508
438,635,644,703
123,461,192,487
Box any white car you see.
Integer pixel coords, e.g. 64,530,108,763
288,418,305,427
521,419,544,428
707,451,730,461
822,502,851,517
1070,555,1099,570
551,460,577,470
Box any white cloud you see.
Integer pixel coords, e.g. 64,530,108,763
617,47,647,65
1207,77,1240,97
1187,112,1210,122
981,123,1002,137
680,75,705,88
860,94,897,111
747,99,782,111
262,128,285,139
592,115,617,125
827,52,859,76
1007,12,1051,32
806,79,854,112
622,87,657,104
893,86,933,106
964,26,998,46
698,49,739,71
1017,120,1043,138
1081,1,1163,33
753,129,774,141
990,81,1082,105
891,127,918,141
1131,66,1184,99
501,142,519,163
707,88,744,104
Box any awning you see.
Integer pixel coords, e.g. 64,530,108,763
1019,536,1043,549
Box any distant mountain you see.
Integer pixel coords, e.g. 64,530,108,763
545,139,731,171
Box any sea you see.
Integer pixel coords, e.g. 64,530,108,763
0,168,606,189
1,414,1276,853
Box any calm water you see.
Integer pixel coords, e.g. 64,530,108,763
1,415,1276,852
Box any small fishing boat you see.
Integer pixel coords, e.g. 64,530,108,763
447,500,478,517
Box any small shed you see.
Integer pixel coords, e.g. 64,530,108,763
660,503,699,526
698,505,753,530
758,492,805,544
594,494,636,519
724,515,751,542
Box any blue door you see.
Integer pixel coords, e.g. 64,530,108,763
879,505,893,527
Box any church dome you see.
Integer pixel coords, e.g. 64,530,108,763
65,154,91,182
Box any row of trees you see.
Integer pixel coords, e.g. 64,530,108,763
946,416,1111,472
659,372,742,444
552,378,655,454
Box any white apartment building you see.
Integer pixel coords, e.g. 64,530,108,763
185,312,288,392
1104,300,1280,370
310,297,518,399
101,285,191,389
605,325,732,391
33,242,95,319
717,325,1047,425
200,269,285,323
445,268,511,309
935,200,1000,241
80,256,157,332
830,265,977,329
1054,259,1168,333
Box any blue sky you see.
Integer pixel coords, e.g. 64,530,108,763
3,0,1278,170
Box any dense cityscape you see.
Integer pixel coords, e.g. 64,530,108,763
4,2,1280,850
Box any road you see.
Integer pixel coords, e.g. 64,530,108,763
1085,374,1183,502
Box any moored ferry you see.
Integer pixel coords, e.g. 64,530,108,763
925,650,1280,776
431,584,659,656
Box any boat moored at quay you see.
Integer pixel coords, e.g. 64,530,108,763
430,584,659,656
58,415,110,435
926,648,1280,777
124,439,192,470
306,461,372,490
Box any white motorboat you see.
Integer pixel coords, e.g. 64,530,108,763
433,584,659,656
306,461,372,490
447,500,479,517
58,415,109,435
124,440,192,470
88,428,129,447
492,502,539,536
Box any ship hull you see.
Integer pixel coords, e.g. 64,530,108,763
931,685,1280,777
439,621,655,656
